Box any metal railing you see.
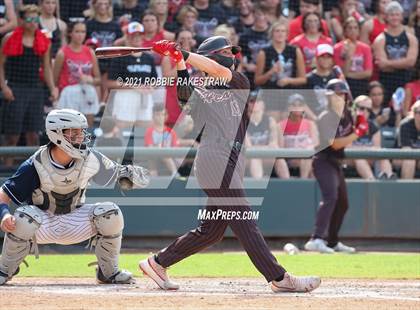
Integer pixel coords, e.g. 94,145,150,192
0,146,420,159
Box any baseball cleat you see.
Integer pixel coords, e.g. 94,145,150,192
304,238,335,254
139,256,179,290
333,242,356,253
96,268,136,284
271,272,321,293
0,267,20,285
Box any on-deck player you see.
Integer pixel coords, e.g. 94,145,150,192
139,36,321,293
304,79,369,253
0,108,150,285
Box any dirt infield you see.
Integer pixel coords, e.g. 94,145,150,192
1,277,419,310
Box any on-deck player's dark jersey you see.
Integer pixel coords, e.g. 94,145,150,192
1,147,120,206
316,107,353,159
190,70,250,147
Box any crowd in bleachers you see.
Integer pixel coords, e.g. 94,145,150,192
0,0,419,179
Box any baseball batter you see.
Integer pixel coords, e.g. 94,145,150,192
0,109,150,285
139,37,321,293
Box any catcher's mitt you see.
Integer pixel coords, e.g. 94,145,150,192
117,165,150,190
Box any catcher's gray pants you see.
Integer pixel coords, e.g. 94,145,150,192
157,145,286,282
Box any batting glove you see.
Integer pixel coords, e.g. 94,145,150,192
152,40,183,63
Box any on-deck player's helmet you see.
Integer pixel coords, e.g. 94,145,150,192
325,78,350,96
45,109,91,159
197,36,241,68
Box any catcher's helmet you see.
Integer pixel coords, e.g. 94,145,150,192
46,109,91,159
197,36,241,56
325,78,350,95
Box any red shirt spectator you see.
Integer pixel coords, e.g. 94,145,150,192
288,14,329,42
57,45,95,91
404,79,420,114
290,33,332,73
333,17,373,98
369,17,387,44
334,41,372,73
144,125,178,147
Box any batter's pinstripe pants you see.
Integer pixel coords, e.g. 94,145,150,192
157,144,286,282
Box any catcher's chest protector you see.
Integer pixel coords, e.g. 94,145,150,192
32,146,100,215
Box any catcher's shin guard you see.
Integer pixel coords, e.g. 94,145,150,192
90,202,133,283
0,206,42,284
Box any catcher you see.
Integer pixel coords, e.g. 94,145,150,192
0,108,150,285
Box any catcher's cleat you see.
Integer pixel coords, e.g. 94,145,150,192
0,267,20,285
271,272,321,293
96,267,135,284
139,256,179,290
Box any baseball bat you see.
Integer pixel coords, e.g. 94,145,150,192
95,46,152,59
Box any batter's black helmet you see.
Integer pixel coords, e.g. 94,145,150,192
325,78,350,95
197,36,241,56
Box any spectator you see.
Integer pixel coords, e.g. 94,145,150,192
141,10,175,64
94,116,123,147
39,0,67,59
161,29,197,128
330,0,366,42
368,80,395,127
408,0,420,48
59,0,90,23
260,0,287,24
244,98,288,179
350,95,395,179
86,0,122,47
107,22,157,129
167,0,188,25
175,5,198,36
149,0,173,32
144,103,179,176
399,100,420,179
192,0,226,41
255,21,306,91
287,0,329,42
333,17,373,99
360,0,390,44
231,0,255,35
305,44,336,116
220,0,239,25
372,1,419,106
0,5,58,166
290,12,333,73
86,0,122,105
238,4,270,90
404,68,420,116
53,21,101,127
113,0,143,24
408,0,420,70
0,0,17,39
278,94,318,178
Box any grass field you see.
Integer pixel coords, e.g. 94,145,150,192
18,252,420,279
